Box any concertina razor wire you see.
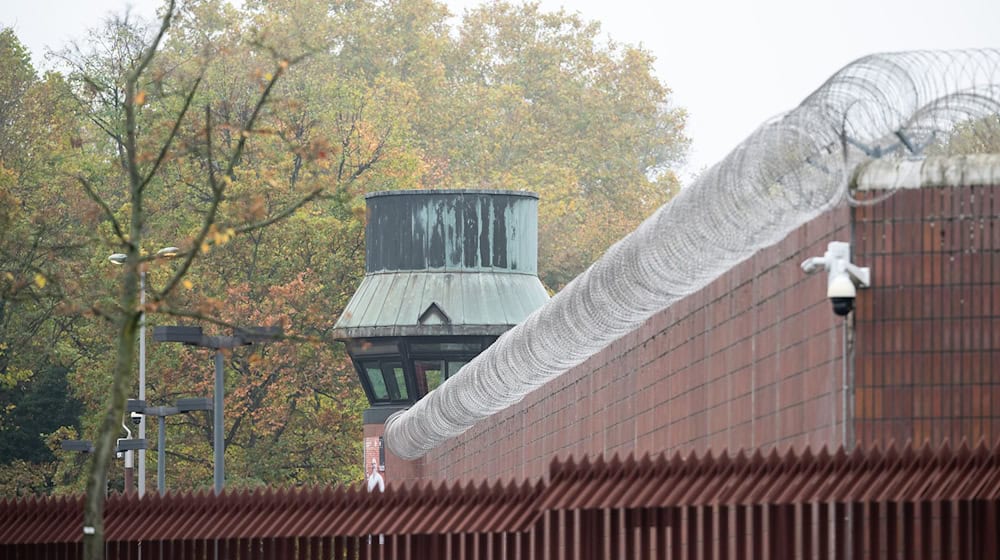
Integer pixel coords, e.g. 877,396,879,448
384,49,1000,460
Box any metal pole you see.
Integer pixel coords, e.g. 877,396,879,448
843,320,848,448
158,415,166,495
124,450,135,496
214,349,224,494
138,271,147,497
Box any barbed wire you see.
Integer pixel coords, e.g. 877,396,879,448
385,49,1000,460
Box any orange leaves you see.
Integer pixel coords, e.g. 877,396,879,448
287,137,335,170
350,204,367,224
353,120,386,157
139,299,160,314
240,194,268,222
207,224,236,247
194,296,224,317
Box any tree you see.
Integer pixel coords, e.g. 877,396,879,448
933,113,1000,155
421,1,689,288
283,0,690,288
0,366,82,463
0,0,690,528
151,271,363,490
0,28,96,494
48,1,390,555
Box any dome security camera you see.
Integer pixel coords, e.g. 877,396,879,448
800,242,870,317
827,272,857,316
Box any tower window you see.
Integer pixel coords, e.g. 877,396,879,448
361,360,408,402
348,337,495,405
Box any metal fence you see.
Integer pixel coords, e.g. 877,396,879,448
3,440,999,559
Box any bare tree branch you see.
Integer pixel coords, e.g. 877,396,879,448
223,58,302,178
155,57,299,300
76,177,127,244
154,105,223,300
233,185,325,234
139,71,204,193
83,5,177,557
124,0,175,214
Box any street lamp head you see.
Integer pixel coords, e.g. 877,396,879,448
61,440,94,453
153,325,205,345
116,438,148,453
156,246,180,258
176,397,212,412
109,247,178,265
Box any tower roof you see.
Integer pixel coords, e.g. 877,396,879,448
335,189,548,339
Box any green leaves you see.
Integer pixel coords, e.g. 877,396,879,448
0,0,689,499
424,1,689,288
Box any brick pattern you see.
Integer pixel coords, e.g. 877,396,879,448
388,207,854,484
385,184,1000,486
364,423,422,486
853,184,1000,447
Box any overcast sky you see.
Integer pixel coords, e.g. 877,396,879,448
4,0,998,176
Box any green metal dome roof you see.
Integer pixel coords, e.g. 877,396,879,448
334,190,549,339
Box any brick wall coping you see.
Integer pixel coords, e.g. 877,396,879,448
854,153,1000,191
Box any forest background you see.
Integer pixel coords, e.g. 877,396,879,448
0,0,689,497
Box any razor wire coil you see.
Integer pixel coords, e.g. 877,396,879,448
385,49,1000,460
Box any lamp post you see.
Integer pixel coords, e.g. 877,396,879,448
131,397,212,494
61,438,146,496
109,246,179,498
153,325,280,494
115,436,148,495
60,440,95,454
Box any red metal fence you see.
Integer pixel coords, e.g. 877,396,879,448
3,440,1000,559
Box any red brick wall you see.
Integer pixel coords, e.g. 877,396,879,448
387,206,855,484
853,184,1000,447
365,422,421,486
384,183,1000,486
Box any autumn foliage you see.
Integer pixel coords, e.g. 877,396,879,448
0,0,689,504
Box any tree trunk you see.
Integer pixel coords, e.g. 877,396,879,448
82,308,139,559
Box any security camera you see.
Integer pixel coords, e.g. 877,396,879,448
828,272,857,316
800,256,824,274
129,411,142,425
800,241,871,317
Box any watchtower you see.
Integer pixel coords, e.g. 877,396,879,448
334,189,549,476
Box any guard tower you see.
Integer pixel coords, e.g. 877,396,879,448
334,189,549,475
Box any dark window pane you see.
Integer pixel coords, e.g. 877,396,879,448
392,365,408,400
364,363,389,400
415,360,444,394
447,361,469,378
378,362,408,401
